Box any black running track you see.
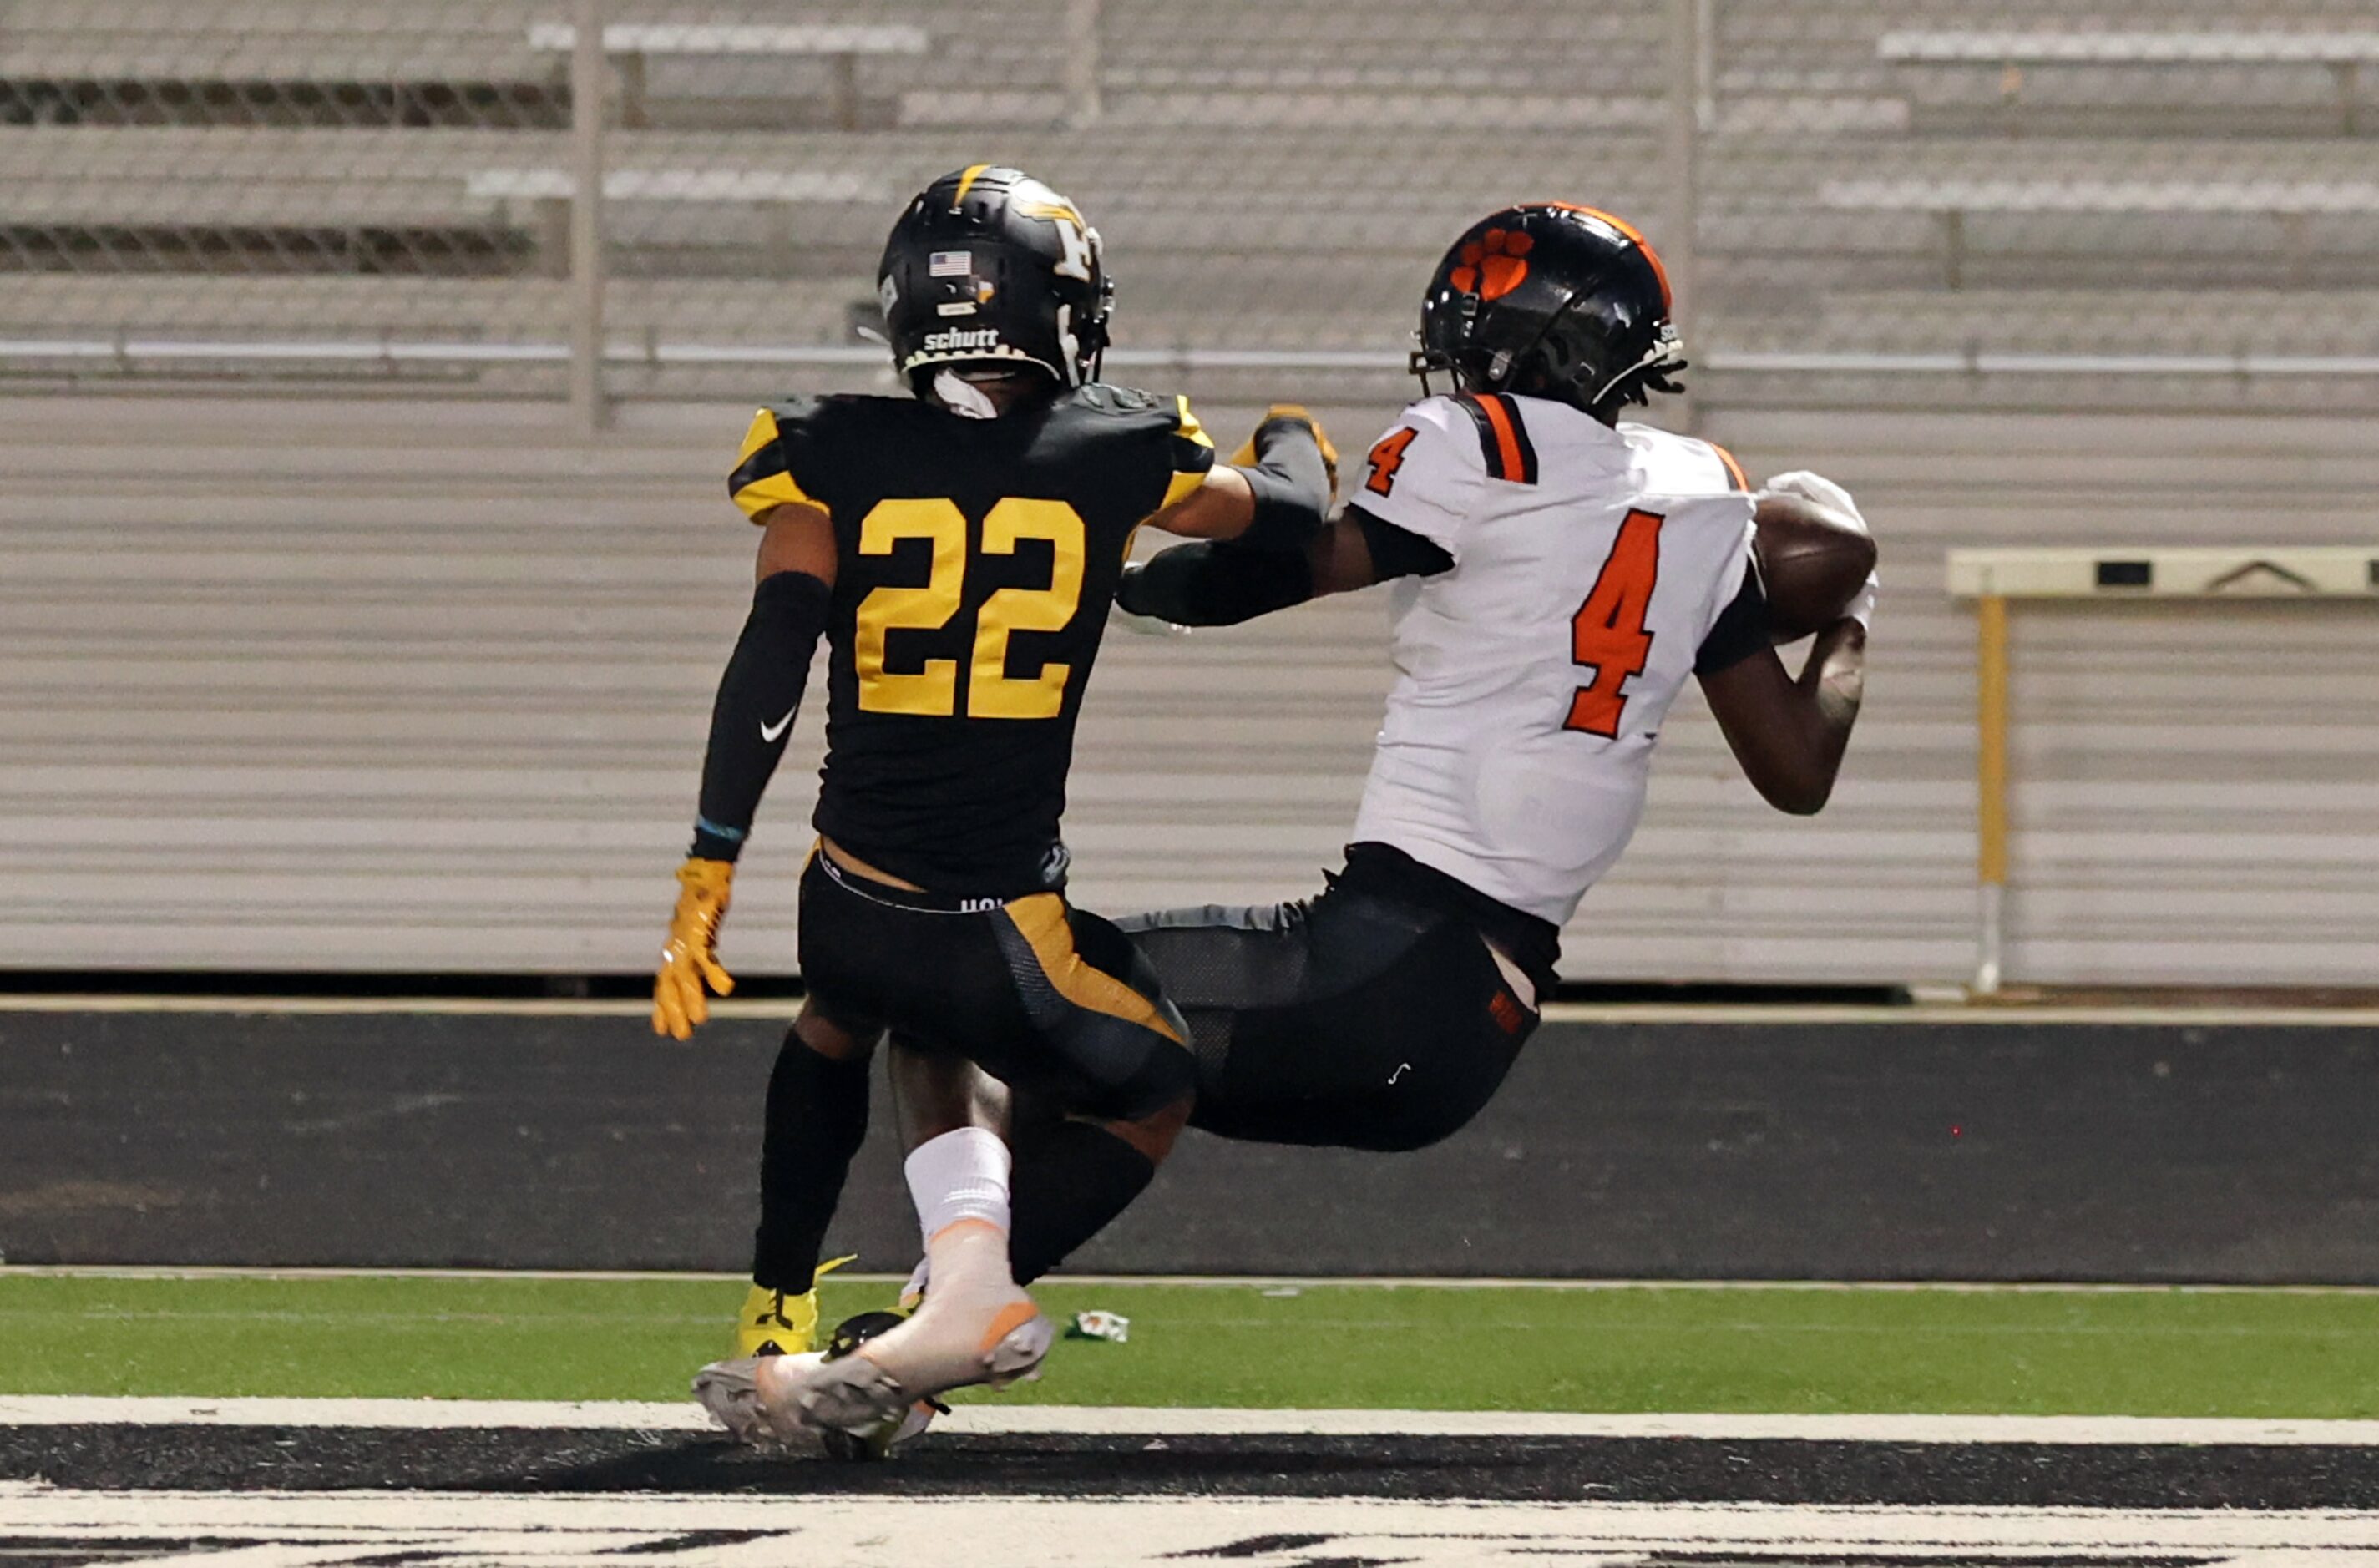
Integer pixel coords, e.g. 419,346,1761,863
3,1009,2377,1281
7,1424,2379,1507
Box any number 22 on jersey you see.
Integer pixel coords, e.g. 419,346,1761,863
1564,508,1663,739
854,498,1086,720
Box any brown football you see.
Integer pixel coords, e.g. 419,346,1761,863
1754,491,1875,641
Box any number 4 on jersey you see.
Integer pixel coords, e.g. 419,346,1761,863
1364,427,1420,497
1565,508,1663,738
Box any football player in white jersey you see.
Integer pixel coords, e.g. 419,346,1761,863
902,201,1870,1267
1086,201,1873,1158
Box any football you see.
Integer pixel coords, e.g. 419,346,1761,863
1754,490,1876,641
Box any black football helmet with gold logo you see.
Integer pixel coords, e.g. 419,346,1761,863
1410,203,1686,422
878,164,1114,395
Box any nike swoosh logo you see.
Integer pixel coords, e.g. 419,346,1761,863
759,708,796,743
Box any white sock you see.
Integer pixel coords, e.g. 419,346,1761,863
903,1127,1011,1246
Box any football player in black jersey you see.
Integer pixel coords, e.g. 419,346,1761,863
650,165,1334,1442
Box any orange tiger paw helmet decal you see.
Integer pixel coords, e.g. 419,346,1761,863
1447,227,1534,301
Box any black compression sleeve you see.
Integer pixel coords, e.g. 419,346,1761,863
1233,415,1331,551
1007,1120,1157,1285
690,570,831,862
1116,541,1315,628
1350,505,1454,579
1694,560,1774,675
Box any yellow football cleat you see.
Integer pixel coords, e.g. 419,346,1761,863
733,1255,855,1358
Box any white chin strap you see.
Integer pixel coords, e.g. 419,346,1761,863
1589,324,1685,405
933,369,1000,419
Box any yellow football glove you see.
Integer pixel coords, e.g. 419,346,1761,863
653,857,736,1040
1230,404,1339,504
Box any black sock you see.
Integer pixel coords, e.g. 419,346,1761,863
750,1030,871,1294
1006,1120,1157,1285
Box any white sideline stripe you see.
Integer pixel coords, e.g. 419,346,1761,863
5,1397,2379,1445
1,994,2376,1027
6,1495,2378,1568
0,1397,709,1430
8,1264,2377,1295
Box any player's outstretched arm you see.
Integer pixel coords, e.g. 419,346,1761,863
1698,615,1868,817
653,502,837,1039
1144,406,1334,545
1116,503,1448,628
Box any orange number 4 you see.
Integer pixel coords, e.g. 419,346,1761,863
1564,508,1663,738
1364,427,1420,497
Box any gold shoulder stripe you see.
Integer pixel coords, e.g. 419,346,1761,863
727,407,818,522
1003,894,1185,1045
1173,394,1212,450
734,407,778,468
1152,394,1215,508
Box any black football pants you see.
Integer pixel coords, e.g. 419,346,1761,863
798,850,1195,1124
1117,878,1539,1153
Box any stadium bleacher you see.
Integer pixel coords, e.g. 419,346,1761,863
3,0,2373,406
4,2,2376,991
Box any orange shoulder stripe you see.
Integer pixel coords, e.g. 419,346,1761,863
1475,394,1526,483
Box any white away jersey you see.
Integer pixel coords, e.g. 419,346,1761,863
1348,392,1757,925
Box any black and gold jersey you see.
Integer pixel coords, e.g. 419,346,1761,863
728,384,1215,897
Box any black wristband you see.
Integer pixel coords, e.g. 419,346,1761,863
1233,417,1330,552
1119,541,1315,628
691,569,830,862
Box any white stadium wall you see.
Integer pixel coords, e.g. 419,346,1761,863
4,394,2374,987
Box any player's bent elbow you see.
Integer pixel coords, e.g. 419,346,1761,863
1765,772,1835,817
1747,757,1836,816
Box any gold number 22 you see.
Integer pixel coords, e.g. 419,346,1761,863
853,497,1086,720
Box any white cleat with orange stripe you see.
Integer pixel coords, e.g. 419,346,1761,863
696,1218,1051,1442
783,1218,1053,1434
691,1348,949,1455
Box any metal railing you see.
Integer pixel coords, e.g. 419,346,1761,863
3,0,2376,412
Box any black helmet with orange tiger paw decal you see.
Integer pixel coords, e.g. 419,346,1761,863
1411,203,1687,424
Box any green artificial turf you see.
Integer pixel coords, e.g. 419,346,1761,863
3,1272,2375,1418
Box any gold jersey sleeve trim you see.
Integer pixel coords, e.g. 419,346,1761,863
733,406,778,468
1159,468,1207,509
733,470,818,522
1003,893,1186,1045
1172,394,1212,453
1158,393,1216,508
728,407,819,523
